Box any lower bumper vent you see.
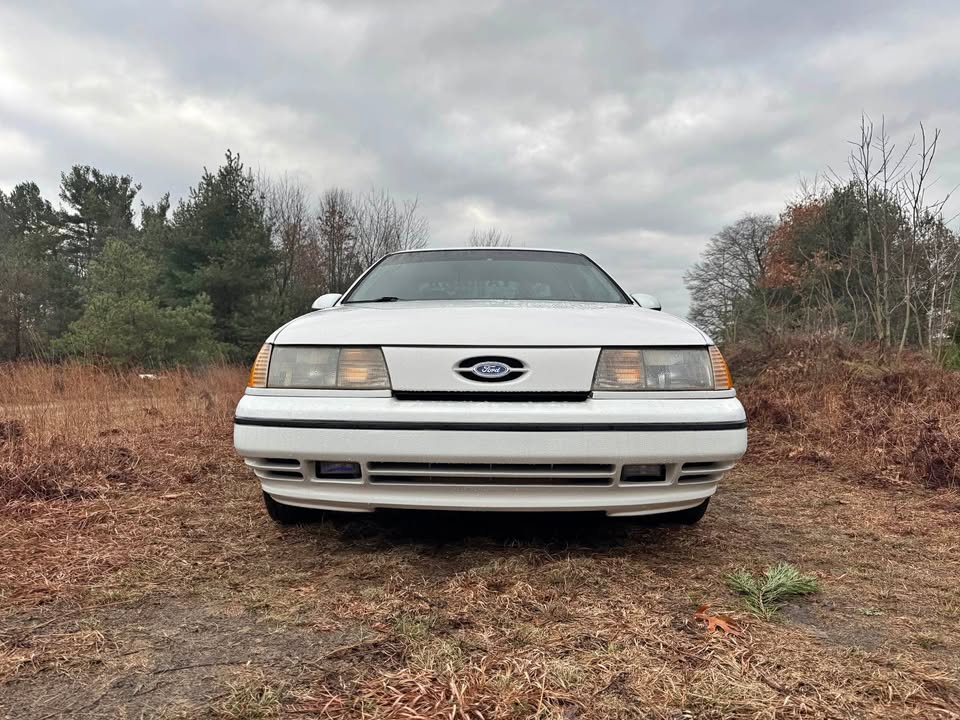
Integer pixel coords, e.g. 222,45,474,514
245,457,304,481
367,461,615,486
678,460,735,483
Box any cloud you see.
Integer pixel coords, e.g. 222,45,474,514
1,0,959,316
0,126,44,182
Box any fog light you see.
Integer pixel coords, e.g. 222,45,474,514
620,464,665,483
317,461,361,479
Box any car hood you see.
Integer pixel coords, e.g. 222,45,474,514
272,300,710,346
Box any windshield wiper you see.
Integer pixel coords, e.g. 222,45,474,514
347,296,403,303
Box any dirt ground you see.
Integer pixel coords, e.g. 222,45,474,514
1,374,959,719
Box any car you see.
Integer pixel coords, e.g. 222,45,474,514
234,248,747,524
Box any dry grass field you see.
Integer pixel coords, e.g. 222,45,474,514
1,345,959,719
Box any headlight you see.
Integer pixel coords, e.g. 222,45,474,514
592,347,731,391
247,345,391,389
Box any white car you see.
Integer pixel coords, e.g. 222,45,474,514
234,248,746,524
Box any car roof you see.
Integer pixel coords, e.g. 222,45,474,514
387,247,586,257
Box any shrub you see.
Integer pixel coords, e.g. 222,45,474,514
732,336,960,488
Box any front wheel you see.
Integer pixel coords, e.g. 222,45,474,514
660,498,710,525
262,491,322,525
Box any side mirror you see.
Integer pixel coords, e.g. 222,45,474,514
631,293,661,311
311,293,342,310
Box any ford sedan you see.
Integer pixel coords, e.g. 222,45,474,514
234,248,746,524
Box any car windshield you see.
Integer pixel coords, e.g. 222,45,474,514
344,250,630,304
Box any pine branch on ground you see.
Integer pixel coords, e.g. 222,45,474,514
726,563,819,619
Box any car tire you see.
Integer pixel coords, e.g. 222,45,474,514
662,497,710,525
262,491,320,525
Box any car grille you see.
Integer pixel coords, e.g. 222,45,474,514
246,459,733,487
392,391,590,402
367,461,616,485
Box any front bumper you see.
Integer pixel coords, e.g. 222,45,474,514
233,394,747,516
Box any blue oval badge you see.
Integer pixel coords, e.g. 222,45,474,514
471,361,512,378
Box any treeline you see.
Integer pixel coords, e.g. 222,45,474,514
686,117,960,364
0,151,428,364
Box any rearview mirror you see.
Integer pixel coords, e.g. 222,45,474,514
311,293,342,310
631,293,661,311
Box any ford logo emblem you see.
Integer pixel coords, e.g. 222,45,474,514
471,361,512,378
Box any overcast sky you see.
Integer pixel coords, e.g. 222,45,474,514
2,1,960,315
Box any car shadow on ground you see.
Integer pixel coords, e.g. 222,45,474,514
306,508,700,551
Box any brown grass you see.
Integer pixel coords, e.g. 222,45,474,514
0,362,241,501
731,336,960,488
1,356,959,719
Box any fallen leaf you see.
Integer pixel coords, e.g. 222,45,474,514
694,604,743,636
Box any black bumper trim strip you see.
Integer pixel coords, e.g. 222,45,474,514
392,391,590,402
233,417,747,432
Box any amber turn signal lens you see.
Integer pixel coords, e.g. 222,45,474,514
709,346,733,390
248,344,272,388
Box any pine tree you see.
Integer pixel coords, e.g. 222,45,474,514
164,151,277,358
54,239,223,365
58,165,140,275
0,183,75,359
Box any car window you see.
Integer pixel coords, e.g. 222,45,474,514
344,250,630,304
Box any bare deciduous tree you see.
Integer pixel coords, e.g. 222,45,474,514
684,214,775,342
312,188,429,296
467,227,512,247
898,125,959,357
352,189,429,269
317,188,356,294
846,115,911,351
259,174,319,315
